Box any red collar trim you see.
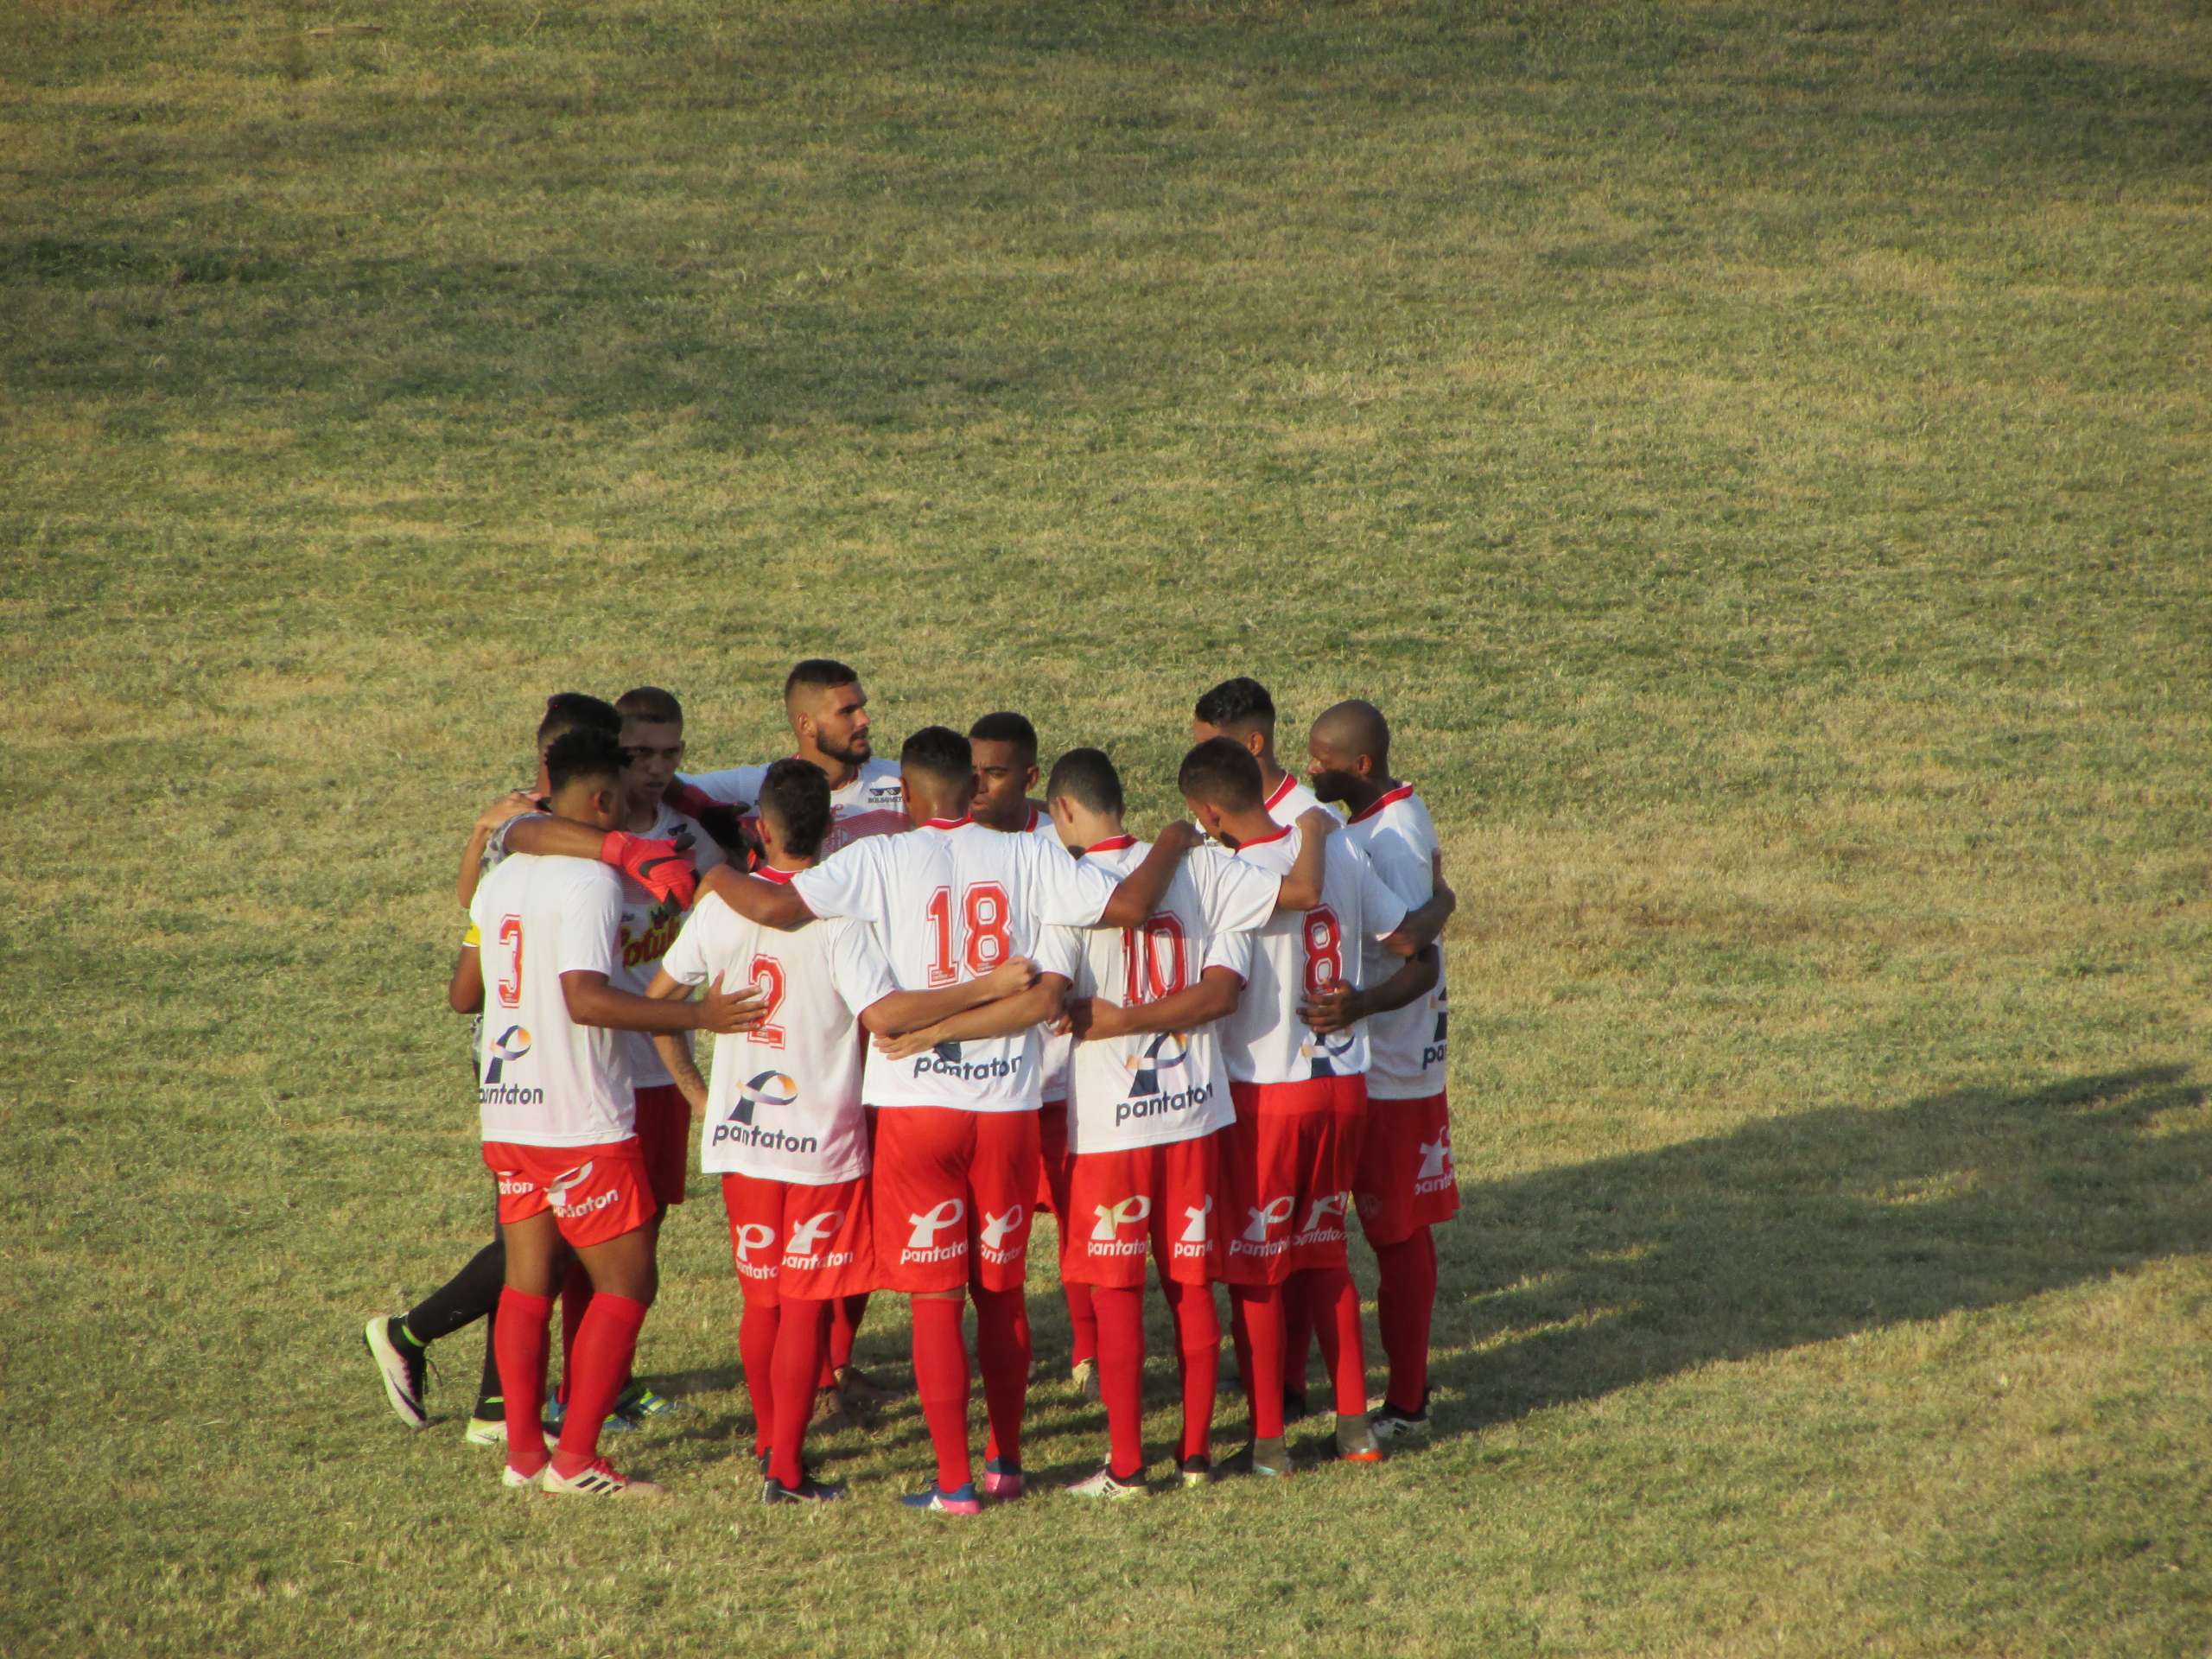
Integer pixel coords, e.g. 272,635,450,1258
753,863,799,885
1024,806,1041,832
1236,823,1293,853
1086,834,1138,855
1347,782,1415,825
1262,773,1299,811
920,815,972,831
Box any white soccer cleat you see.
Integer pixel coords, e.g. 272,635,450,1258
1065,1465,1147,1501
363,1317,429,1429
541,1459,664,1499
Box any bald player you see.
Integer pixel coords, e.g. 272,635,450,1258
1304,700,1455,1439
1193,677,1325,827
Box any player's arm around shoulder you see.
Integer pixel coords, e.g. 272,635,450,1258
697,863,816,930
1096,821,1205,930
1273,806,1342,911
870,969,1071,1062
1376,846,1457,957
856,954,1039,1038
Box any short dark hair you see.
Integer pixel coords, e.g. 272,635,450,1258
785,658,860,700
544,728,627,795
1193,677,1276,736
900,726,973,788
537,692,622,747
756,757,833,859
1178,736,1264,811
615,685,684,726
1046,747,1123,817
969,711,1038,764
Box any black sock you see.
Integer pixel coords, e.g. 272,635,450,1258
474,1311,502,1417
400,1236,505,1345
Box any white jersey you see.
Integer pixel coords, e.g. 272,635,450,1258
1263,771,1325,823
682,755,907,854
1342,784,1448,1099
1217,825,1409,1086
791,817,1119,1112
468,855,636,1147
611,801,727,1089
1021,808,1077,1103
1036,839,1279,1154
659,880,896,1185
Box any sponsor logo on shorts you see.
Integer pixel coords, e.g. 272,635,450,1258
1231,1194,1295,1259
979,1204,1027,1266
1180,1196,1211,1244
480,1024,545,1104
904,1198,967,1263
785,1209,855,1270
493,1170,531,1198
1088,1194,1152,1257
710,1071,820,1154
732,1221,779,1267
547,1161,621,1220
1299,1027,1357,1081
1294,1191,1350,1248
1421,1007,1449,1071
912,1043,1025,1083
1415,1129,1455,1196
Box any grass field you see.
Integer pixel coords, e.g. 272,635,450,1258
6,0,2212,1653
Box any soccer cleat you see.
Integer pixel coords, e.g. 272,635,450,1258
1065,1465,1147,1501
1282,1386,1313,1422
501,1463,544,1491
1221,1437,1294,1478
1369,1400,1432,1441
543,1395,636,1435
1070,1357,1100,1402
542,1459,664,1499
613,1380,685,1421
363,1317,429,1429
899,1481,982,1515
1177,1456,1214,1489
763,1474,849,1504
1336,1415,1384,1464
982,1458,1025,1500
464,1414,507,1447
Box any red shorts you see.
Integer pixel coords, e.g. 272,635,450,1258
1036,1099,1072,1218
720,1173,874,1306
1060,1130,1221,1288
871,1107,1040,1294
1354,1091,1459,1245
632,1083,690,1207
1217,1077,1367,1285
484,1139,658,1249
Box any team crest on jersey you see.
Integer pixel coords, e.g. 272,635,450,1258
482,1025,532,1085
1299,1027,1357,1080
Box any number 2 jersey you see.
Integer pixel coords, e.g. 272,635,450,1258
1035,838,1281,1154
467,853,636,1147
1339,784,1448,1099
657,878,898,1185
1219,824,1410,1086
791,816,1120,1112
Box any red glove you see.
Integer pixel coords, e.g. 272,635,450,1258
665,780,721,820
598,832,698,910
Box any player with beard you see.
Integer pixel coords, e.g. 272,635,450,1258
1178,739,1453,1476
966,710,1096,1403
1192,677,1325,827
700,728,1205,1513
1304,700,1454,1440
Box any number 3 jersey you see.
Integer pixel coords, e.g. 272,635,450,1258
1034,838,1281,1155
791,817,1120,1112
658,878,897,1185
1221,825,1410,1086
467,853,637,1147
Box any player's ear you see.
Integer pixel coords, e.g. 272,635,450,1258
1244,731,1266,761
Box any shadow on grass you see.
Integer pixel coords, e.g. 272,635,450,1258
1423,1065,2209,1431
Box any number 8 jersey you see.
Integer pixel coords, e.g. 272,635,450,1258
1220,824,1410,1086
791,815,1120,1112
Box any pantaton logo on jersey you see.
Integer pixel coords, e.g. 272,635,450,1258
1422,1006,1449,1071
904,1198,967,1263
912,1039,1026,1084
479,1025,545,1108
1088,1195,1152,1256
1299,1027,1357,1080
978,1205,1027,1267
709,1071,820,1155
1231,1195,1296,1259
1294,1192,1350,1248
1415,1131,1455,1197
620,907,684,970
1115,1030,1216,1128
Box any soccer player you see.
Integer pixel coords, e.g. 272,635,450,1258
1178,737,1454,1475
701,727,1205,1513
365,692,628,1445
643,760,1039,1502
1305,700,1456,1440
462,728,761,1497
1192,677,1325,825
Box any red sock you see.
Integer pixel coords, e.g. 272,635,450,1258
1281,1274,1315,1402
1091,1284,1147,1479
972,1285,1031,1469
494,1288,552,1476
1065,1278,1098,1369
820,1292,868,1389
910,1296,972,1491
739,1294,781,1460
1230,1284,1286,1440
1374,1227,1438,1412
552,1292,648,1478
1160,1277,1219,1463
770,1299,830,1489
556,1259,592,1405
1301,1267,1368,1417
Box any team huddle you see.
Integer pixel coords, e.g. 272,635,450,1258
364,663,1459,1506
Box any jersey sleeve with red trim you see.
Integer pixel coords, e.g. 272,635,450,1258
659,892,735,988
791,834,894,925
1190,845,1280,938
1034,921,1086,987
825,916,899,1017
1200,923,1256,982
